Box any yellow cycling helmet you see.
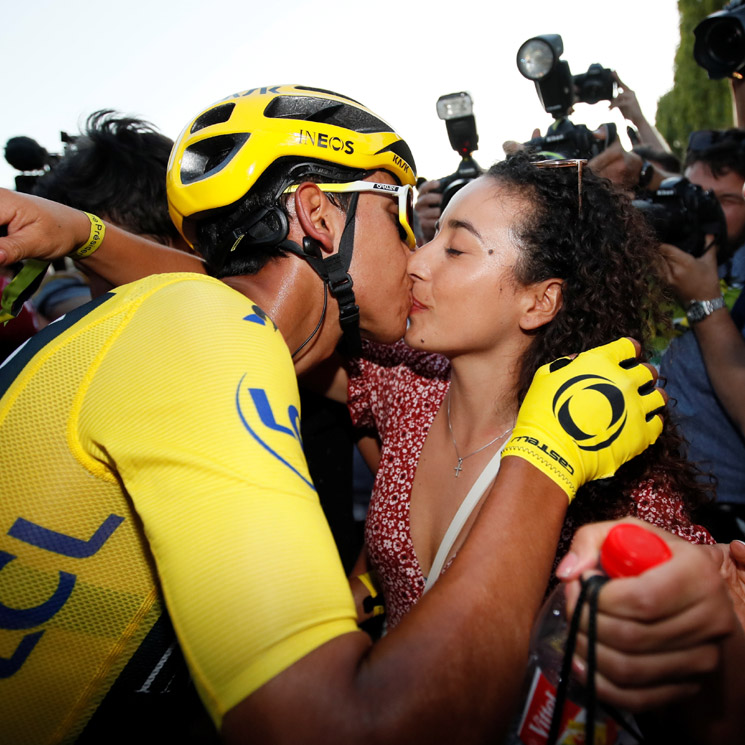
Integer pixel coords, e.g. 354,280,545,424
167,84,417,243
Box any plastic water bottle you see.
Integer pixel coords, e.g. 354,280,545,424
514,523,673,745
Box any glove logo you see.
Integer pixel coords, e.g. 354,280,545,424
552,374,626,452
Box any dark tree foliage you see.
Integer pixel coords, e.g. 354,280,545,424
656,0,734,161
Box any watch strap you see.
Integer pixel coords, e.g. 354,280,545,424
686,294,726,324
638,160,654,190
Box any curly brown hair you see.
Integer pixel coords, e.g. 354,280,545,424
487,153,711,524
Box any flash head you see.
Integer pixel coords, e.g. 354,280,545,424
517,35,564,80
436,92,478,157
436,91,474,120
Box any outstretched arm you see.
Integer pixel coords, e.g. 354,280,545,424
223,338,667,744
0,188,203,286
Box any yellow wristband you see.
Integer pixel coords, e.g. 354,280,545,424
356,572,385,616
70,213,106,260
356,572,379,597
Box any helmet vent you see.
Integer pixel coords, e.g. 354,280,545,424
180,133,250,184
264,96,390,134
295,86,364,106
190,103,236,134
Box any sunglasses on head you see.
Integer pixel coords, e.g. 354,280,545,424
284,180,416,250
533,158,588,214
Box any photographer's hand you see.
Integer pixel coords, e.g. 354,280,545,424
658,240,720,305
660,240,745,436
609,72,672,152
609,73,644,124
589,139,667,193
414,180,442,243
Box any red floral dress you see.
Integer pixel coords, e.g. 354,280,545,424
348,341,714,630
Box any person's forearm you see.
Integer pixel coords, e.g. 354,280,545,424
225,458,566,745
357,457,566,742
78,222,205,286
692,309,745,436
633,116,673,153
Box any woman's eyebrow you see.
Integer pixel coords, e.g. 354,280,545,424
447,218,483,242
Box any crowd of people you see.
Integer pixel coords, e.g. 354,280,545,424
1,35,745,745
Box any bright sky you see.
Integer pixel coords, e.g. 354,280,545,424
2,0,682,190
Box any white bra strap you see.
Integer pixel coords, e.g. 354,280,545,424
423,441,507,593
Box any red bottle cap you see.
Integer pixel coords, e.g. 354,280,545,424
600,523,672,578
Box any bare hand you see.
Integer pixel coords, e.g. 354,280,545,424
609,72,643,124
0,188,90,265
557,518,743,713
658,240,720,305
414,180,442,243
588,139,642,191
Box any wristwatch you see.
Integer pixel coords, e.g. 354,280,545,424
686,295,726,324
637,160,654,190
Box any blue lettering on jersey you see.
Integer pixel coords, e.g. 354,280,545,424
243,304,277,330
0,630,43,678
0,551,76,629
8,514,124,558
235,376,314,491
0,513,124,677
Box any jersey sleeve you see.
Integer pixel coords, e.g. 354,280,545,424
76,277,358,726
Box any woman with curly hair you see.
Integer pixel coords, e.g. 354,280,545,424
345,153,712,629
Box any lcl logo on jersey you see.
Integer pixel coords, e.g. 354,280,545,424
235,377,314,491
553,374,626,451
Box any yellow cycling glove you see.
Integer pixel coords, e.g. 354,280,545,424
501,338,665,502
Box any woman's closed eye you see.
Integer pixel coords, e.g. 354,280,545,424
445,246,464,257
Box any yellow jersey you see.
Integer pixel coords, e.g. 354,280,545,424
0,273,357,744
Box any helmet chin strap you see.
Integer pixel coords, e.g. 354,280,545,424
282,192,362,356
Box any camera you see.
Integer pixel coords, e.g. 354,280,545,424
573,63,616,105
431,92,483,211
4,132,75,194
632,176,727,257
516,34,617,159
694,0,745,80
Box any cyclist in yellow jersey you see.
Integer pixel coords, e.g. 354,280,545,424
0,86,668,745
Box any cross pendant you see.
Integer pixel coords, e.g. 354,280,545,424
454,458,463,478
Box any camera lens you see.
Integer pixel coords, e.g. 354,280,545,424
705,19,745,69
517,39,556,80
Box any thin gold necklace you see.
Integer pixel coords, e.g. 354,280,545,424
446,393,514,478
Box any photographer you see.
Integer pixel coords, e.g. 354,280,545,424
659,128,745,540
609,71,673,154
660,241,745,438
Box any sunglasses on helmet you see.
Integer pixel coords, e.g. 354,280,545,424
284,180,416,250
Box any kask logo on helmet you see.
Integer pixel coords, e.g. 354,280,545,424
552,374,627,451
392,154,410,174
297,129,354,155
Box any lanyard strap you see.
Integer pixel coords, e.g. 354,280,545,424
547,574,646,745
